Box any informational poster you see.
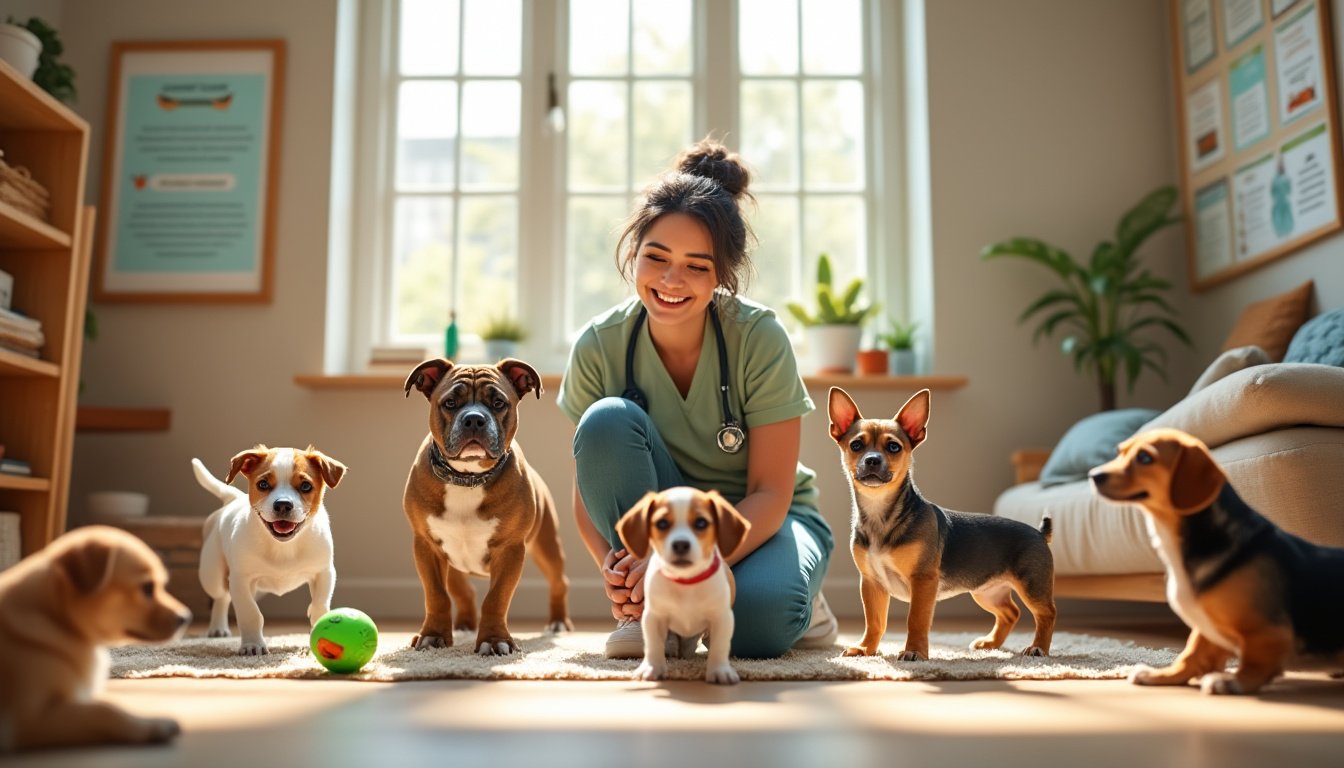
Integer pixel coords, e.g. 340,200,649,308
94,41,285,302
1169,0,1341,290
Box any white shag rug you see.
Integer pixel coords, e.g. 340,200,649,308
108,630,1176,682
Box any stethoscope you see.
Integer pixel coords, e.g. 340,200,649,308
622,302,746,454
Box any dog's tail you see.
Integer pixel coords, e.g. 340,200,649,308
1039,512,1053,544
192,458,245,503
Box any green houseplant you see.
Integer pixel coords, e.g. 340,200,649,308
5,17,75,103
981,185,1191,411
479,313,525,362
878,317,919,375
786,253,878,373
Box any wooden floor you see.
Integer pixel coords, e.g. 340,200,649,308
8,615,1344,768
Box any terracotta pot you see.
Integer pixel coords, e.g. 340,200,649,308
855,349,889,376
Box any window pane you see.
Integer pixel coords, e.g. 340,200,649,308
633,82,691,181
803,80,865,189
568,81,628,191
567,196,631,330
393,197,453,338
748,195,800,325
633,0,691,75
803,196,866,295
463,0,520,75
457,196,518,323
570,0,629,75
400,0,459,76
802,0,862,75
740,81,798,189
739,0,798,75
460,81,520,190
396,81,457,191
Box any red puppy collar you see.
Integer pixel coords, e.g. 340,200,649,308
667,552,722,585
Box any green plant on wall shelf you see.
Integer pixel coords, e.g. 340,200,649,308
877,317,918,351
786,253,878,327
479,314,526,342
981,185,1191,412
6,17,75,103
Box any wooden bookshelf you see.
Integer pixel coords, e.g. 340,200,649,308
0,58,91,557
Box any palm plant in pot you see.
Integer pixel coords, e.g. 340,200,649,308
981,185,1190,411
786,253,878,373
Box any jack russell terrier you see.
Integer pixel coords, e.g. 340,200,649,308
193,446,347,655
616,487,751,684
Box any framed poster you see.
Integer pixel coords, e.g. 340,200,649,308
93,40,285,302
1171,0,1342,291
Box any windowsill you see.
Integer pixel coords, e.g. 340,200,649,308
293,372,969,391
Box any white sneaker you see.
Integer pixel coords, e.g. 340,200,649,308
604,618,689,659
792,591,839,649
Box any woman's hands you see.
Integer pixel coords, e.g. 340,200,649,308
602,547,649,620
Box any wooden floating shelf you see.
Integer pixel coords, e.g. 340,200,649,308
75,406,173,432
295,373,969,391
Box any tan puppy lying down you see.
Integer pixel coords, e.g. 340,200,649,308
0,526,192,752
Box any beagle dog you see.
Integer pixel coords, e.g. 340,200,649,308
1090,428,1344,694
0,526,191,752
616,487,751,684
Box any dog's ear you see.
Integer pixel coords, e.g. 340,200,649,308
305,447,348,489
405,359,453,401
706,490,752,559
497,358,543,400
616,491,660,560
226,446,270,484
828,387,861,443
1167,434,1225,512
895,389,931,449
55,534,118,595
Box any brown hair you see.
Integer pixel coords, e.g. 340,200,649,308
615,138,756,297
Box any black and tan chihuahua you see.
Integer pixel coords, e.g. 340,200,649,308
828,387,1056,660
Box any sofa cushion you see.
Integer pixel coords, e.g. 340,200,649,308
1038,408,1160,488
1220,280,1313,361
1141,363,1344,448
1284,308,1344,367
993,481,1159,575
1188,345,1270,395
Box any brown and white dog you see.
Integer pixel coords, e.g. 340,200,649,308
829,387,1056,659
403,357,572,656
1090,428,1344,694
616,487,751,684
195,446,347,655
0,526,191,752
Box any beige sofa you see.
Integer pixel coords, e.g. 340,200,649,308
993,358,1344,601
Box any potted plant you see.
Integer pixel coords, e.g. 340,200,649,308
854,345,888,376
981,185,1191,411
479,313,525,362
3,17,75,102
0,19,40,79
878,318,919,375
786,253,878,374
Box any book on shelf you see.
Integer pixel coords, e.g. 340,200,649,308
0,341,40,358
0,458,32,476
0,306,41,331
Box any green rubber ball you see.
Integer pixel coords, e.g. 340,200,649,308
310,608,379,674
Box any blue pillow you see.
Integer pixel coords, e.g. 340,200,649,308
1284,308,1344,367
1038,408,1160,487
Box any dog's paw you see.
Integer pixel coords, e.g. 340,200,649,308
1199,672,1245,695
841,645,877,657
139,717,181,743
896,650,927,662
1020,646,1047,657
207,628,231,638
706,664,740,685
411,634,450,650
475,636,518,656
238,641,268,656
634,660,666,681
543,618,574,635
970,636,1002,651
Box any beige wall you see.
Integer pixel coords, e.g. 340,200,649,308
56,0,1341,621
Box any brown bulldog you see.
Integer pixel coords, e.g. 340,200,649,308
403,357,572,655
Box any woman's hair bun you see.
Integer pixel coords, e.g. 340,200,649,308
675,138,751,199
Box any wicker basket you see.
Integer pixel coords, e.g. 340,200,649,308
0,511,20,572
0,149,51,222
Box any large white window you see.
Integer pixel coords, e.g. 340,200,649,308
346,0,893,372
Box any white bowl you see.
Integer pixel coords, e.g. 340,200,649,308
87,491,150,519
0,24,41,79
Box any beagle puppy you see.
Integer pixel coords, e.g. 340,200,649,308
616,487,751,684
0,526,191,752
1090,428,1344,694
